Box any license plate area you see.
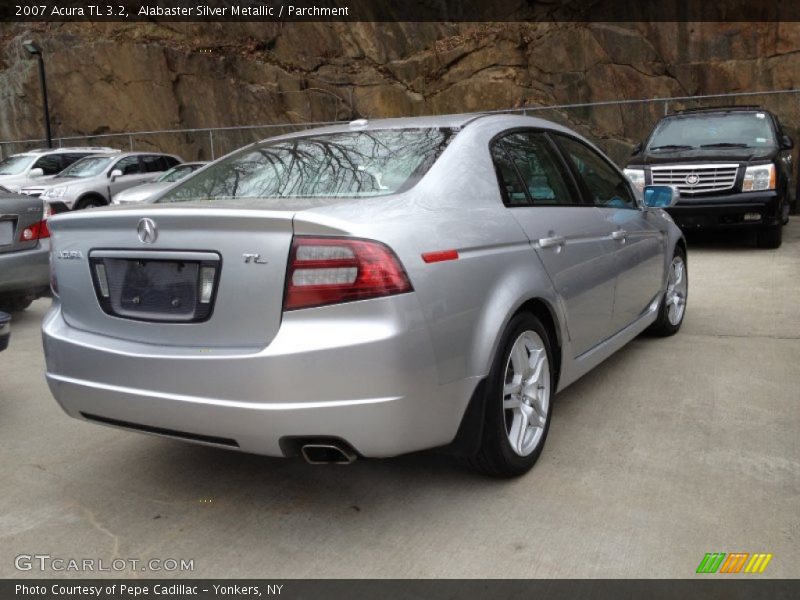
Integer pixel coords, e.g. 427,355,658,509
88,250,221,323
0,219,15,247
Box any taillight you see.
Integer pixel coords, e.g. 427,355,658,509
20,202,52,242
19,219,50,242
284,236,412,311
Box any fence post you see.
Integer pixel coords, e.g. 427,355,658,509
664,100,669,116
128,135,134,151
209,130,215,160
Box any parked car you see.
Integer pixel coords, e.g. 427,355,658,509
43,114,687,477
0,192,52,312
112,162,208,205
21,152,183,209
624,106,793,248
0,147,118,192
0,311,9,351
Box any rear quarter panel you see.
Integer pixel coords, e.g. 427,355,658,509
292,123,566,387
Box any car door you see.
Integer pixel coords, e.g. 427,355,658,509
491,130,617,357
108,156,150,196
552,134,665,333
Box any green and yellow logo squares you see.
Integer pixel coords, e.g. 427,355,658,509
696,552,773,574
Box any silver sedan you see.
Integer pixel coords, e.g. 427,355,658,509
42,114,687,477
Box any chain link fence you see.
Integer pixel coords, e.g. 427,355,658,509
2,89,799,169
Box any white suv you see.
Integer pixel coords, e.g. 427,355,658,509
22,152,183,209
0,147,118,192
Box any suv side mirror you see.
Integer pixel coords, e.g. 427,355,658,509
631,142,643,156
781,134,794,150
109,169,123,181
643,185,679,208
29,167,44,178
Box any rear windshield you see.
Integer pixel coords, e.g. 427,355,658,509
158,128,454,203
647,112,776,151
0,155,36,175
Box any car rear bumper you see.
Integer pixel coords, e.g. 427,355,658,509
42,297,477,458
0,239,50,296
667,191,781,229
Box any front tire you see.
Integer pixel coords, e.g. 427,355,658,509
75,196,106,210
468,313,554,478
648,246,688,337
757,223,782,249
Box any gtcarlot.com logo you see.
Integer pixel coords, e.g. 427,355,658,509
696,552,773,574
15,554,194,573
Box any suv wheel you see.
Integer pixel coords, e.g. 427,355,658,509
468,313,554,478
75,196,105,210
756,223,782,249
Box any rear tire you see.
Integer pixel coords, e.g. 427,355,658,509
756,223,782,249
648,246,688,337
468,313,554,478
0,296,34,313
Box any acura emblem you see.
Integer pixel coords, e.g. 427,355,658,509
685,174,700,186
137,218,158,244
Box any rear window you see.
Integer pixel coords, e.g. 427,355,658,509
158,128,454,203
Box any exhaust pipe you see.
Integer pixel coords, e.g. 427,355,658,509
300,443,357,465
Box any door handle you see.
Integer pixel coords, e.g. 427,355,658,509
538,235,566,249
611,230,627,241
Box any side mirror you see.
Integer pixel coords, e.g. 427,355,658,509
781,134,794,150
643,185,679,208
109,169,123,181
631,142,643,156
29,167,44,178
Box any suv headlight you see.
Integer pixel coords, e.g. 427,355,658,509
43,187,66,198
743,164,775,192
623,168,645,191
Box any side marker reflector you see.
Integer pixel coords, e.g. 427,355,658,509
422,250,459,264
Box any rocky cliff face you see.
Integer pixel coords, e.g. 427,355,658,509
1,22,799,162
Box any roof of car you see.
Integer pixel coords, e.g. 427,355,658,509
670,105,771,116
13,146,119,156
256,112,579,145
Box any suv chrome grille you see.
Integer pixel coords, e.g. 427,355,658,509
650,164,739,195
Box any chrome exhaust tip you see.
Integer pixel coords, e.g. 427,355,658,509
300,443,357,465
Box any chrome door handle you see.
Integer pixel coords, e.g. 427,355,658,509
611,230,627,241
538,236,566,248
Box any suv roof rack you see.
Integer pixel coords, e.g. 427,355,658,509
22,146,119,154
672,105,767,115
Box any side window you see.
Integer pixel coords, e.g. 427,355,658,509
163,156,180,168
33,155,63,176
555,135,637,209
490,131,577,206
142,155,167,173
499,133,576,205
491,143,528,205
114,156,142,176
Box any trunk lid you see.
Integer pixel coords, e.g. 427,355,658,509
48,204,296,348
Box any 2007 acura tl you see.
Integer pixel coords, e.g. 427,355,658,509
42,114,688,477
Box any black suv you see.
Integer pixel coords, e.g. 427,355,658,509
624,106,793,248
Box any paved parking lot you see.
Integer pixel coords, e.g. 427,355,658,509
1,222,798,579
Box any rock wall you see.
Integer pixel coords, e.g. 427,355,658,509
1,21,800,163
